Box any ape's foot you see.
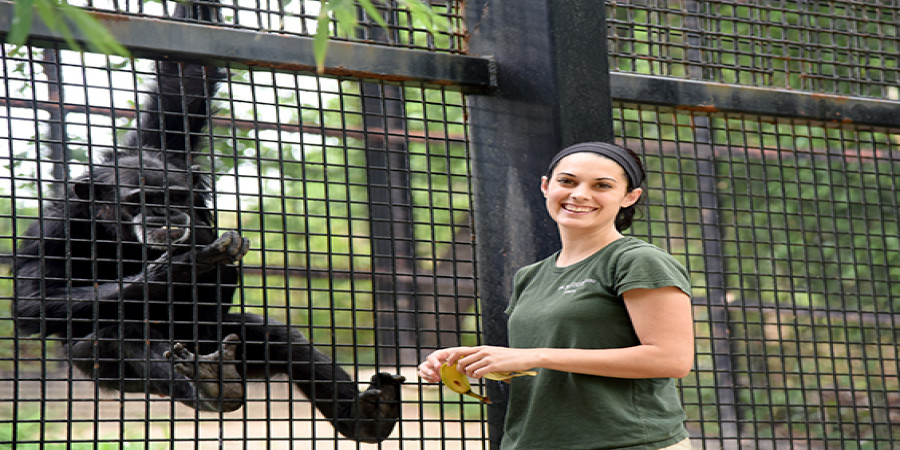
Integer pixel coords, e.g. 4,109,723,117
337,372,406,443
164,333,244,412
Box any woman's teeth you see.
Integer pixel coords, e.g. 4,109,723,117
564,204,594,212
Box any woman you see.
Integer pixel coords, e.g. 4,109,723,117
418,142,694,449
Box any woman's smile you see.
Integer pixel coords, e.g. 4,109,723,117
562,203,597,214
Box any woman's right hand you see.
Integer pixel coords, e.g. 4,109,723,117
417,346,479,383
417,347,457,382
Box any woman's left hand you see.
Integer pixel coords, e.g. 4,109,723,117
454,346,540,378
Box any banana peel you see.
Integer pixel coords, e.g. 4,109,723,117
440,363,491,403
482,370,538,381
439,363,539,403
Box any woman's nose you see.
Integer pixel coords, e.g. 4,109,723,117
570,186,589,200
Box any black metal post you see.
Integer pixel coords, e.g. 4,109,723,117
693,116,741,449
684,2,741,446
465,1,613,447
40,48,68,196
360,7,418,366
362,81,418,366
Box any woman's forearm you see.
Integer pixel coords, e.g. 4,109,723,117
527,344,694,379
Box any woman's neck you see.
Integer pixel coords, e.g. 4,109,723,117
556,227,624,267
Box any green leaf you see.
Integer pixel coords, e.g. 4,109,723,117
10,0,129,57
329,0,359,38
32,0,82,52
356,0,388,29
8,0,35,45
60,3,129,56
396,0,450,32
314,0,366,73
310,0,448,73
313,9,332,74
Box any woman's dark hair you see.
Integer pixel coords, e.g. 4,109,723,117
614,147,646,231
546,143,646,232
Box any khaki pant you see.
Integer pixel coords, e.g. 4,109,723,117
660,438,693,450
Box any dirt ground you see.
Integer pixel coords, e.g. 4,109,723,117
2,367,489,449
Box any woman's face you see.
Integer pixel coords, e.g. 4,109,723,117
541,152,642,233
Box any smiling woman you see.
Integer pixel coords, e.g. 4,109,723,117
544,141,646,235
419,141,695,450
540,151,643,265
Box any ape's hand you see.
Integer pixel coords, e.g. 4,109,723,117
340,372,406,443
196,231,251,267
156,231,250,282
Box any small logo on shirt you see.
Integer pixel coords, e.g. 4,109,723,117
557,278,596,294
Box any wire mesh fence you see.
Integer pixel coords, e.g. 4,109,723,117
0,35,485,449
606,1,900,447
614,103,900,448
607,0,900,99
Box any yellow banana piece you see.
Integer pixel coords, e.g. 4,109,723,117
439,363,491,404
483,370,538,381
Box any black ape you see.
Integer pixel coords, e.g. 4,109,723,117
12,0,403,443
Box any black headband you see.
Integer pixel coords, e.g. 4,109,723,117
547,142,644,188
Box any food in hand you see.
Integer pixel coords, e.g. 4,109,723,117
439,363,491,404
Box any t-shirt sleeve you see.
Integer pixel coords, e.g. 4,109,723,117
615,246,692,297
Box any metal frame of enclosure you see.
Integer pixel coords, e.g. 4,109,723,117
1,1,899,449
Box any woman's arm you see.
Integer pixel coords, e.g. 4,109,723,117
526,286,694,379
418,286,694,381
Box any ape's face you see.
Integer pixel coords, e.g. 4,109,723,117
122,183,194,250
74,162,198,250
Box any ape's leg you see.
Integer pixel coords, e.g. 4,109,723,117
68,326,245,412
228,314,405,443
165,333,244,412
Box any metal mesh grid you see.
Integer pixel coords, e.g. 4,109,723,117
607,0,900,99
615,102,900,448
63,0,466,54
0,43,486,448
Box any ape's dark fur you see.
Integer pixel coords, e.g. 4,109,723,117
12,1,402,443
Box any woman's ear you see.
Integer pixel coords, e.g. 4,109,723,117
622,187,643,208
540,176,550,197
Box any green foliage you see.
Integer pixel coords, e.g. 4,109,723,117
8,0,129,56
312,0,452,73
8,0,451,74
0,405,170,449
725,308,898,442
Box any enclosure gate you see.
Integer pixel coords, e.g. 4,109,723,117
1,1,899,449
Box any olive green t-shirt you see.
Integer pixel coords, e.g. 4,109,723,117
502,237,692,450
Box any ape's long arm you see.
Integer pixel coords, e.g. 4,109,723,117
126,2,226,159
